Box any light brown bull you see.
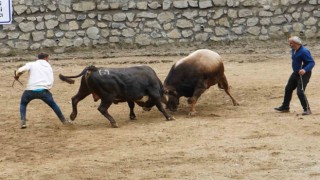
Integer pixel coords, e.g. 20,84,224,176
164,49,239,115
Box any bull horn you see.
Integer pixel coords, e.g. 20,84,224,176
173,90,178,96
163,88,178,96
161,95,168,104
163,88,169,94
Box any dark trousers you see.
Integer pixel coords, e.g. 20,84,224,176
20,90,66,123
282,71,311,110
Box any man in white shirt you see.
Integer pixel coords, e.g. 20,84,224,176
15,52,70,129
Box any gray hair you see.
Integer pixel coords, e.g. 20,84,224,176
289,36,302,45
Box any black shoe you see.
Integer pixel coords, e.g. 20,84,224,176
21,121,26,129
302,109,312,115
274,106,290,112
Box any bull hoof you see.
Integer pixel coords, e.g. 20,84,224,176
188,111,197,116
70,113,76,121
130,116,137,120
187,98,195,104
111,123,119,128
187,100,191,104
166,116,175,121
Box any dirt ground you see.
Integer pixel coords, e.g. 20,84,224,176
1,40,320,179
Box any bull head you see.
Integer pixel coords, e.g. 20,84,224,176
163,87,178,96
163,87,179,112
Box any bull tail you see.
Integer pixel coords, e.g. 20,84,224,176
59,65,98,84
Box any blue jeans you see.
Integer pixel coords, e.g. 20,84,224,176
20,90,66,123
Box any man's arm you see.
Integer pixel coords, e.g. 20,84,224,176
14,63,30,80
302,50,315,72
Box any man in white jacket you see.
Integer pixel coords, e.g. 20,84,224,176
15,52,70,129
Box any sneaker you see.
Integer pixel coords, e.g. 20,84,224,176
302,109,312,115
62,119,72,125
274,106,290,112
21,121,26,129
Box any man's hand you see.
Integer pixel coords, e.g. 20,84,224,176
14,70,23,80
299,69,306,75
12,70,24,87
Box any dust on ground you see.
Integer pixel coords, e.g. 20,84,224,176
1,40,320,179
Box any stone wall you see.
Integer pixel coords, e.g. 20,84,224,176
0,0,319,54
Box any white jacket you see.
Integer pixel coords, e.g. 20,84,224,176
17,60,54,90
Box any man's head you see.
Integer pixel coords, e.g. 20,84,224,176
38,52,49,60
289,36,302,50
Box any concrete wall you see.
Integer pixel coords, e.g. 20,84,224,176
0,0,319,54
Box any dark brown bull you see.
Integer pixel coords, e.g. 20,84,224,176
59,65,174,128
164,49,239,115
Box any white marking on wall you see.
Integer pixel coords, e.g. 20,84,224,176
0,0,12,24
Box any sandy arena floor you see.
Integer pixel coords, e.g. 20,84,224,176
1,41,320,179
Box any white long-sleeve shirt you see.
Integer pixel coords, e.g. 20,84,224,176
17,60,54,90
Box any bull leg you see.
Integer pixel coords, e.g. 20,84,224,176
188,86,207,116
127,101,136,120
70,77,92,121
218,74,239,106
97,101,118,128
155,101,174,121
70,92,90,121
149,91,174,121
